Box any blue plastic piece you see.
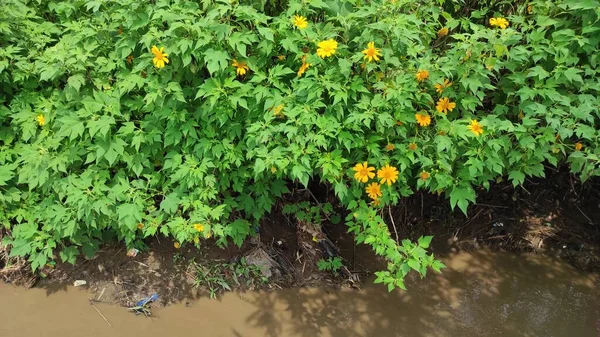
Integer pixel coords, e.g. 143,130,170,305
135,293,159,307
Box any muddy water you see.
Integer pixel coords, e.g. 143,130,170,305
1,250,597,337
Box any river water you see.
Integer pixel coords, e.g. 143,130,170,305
0,250,597,337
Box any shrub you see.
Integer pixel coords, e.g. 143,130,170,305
0,0,598,290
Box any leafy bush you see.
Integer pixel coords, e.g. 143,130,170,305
0,0,598,290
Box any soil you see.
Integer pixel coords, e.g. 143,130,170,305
2,170,599,308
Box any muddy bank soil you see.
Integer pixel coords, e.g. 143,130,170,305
2,172,599,307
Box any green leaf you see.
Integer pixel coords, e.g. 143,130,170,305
407,259,420,272
527,66,549,80
418,236,433,249
508,170,525,187
59,246,79,265
449,185,476,215
160,193,180,214
562,68,583,83
67,74,85,92
117,203,143,231
204,49,230,75
431,260,446,273
8,239,32,257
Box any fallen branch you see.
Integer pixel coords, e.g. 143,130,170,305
90,303,112,327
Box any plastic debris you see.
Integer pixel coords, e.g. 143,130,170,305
135,293,159,307
129,293,159,317
126,248,140,257
73,280,87,287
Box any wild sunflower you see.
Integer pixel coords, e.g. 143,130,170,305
362,42,382,62
415,113,431,127
151,46,169,68
316,39,337,58
365,182,382,200
232,59,249,76
377,164,399,186
434,79,452,94
353,162,375,183
436,97,456,114
293,15,308,29
416,69,429,82
438,27,449,37
297,54,311,77
489,17,509,29
467,119,484,136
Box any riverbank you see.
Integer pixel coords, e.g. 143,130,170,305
2,172,599,308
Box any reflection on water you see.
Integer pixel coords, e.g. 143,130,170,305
0,250,597,337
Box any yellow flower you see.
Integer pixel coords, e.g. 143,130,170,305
232,59,249,76
408,142,418,151
126,55,134,65
293,15,308,29
371,199,381,207
271,166,277,174
353,162,375,183
434,79,452,94
361,42,382,63
438,27,449,37
273,104,284,117
436,97,456,114
416,69,429,82
415,113,431,127
489,17,509,29
419,171,430,181
297,54,311,77
137,223,144,230
193,236,200,244
193,223,205,232
36,114,45,126
205,232,212,239
575,142,583,151
365,182,382,200
151,46,169,69
174,242,181,249
316,39,337,58
527,4,533,14
467,119,484,136
377,164,399,186
277,55,285,61
385,143,395,151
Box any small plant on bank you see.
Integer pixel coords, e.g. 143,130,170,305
317,256,343,274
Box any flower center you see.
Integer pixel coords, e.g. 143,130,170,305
155,53,165,61
359,168,369,176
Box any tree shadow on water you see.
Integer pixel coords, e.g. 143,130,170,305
242,249,598,337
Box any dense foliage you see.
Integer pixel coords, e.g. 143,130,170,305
0,0,598,290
